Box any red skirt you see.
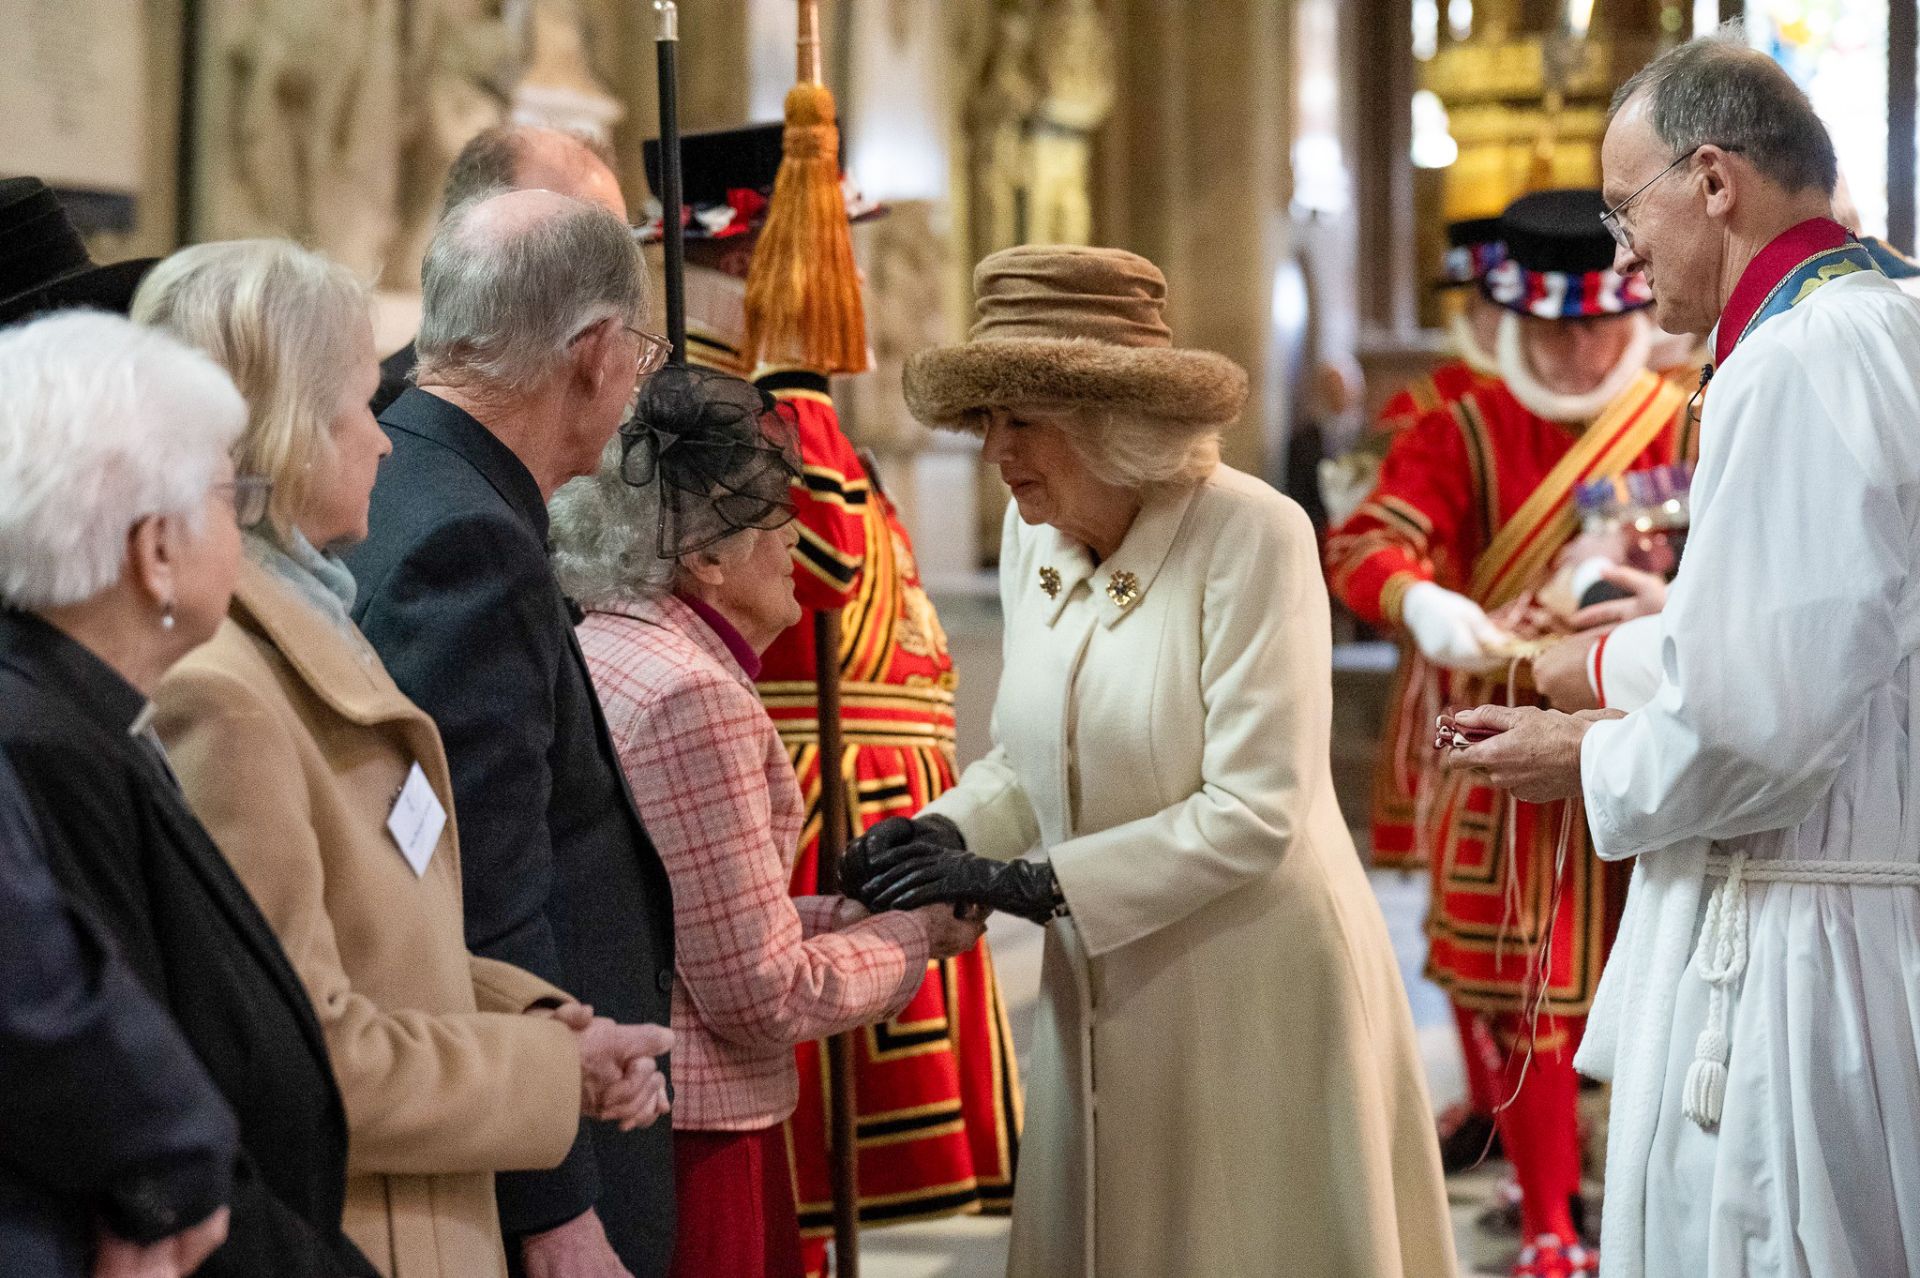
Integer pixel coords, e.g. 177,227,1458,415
669,1125,806,1278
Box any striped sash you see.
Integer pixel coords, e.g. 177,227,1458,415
1467,370,1686,611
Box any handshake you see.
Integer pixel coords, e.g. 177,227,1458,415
839,816,1065,928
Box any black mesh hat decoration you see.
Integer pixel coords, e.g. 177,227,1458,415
618,363,802,557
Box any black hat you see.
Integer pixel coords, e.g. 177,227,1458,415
1436,216,1505,289
617,363,802,556
636,123,881,243
0,177,158,326
644,123,787,209
1482,188,1651,319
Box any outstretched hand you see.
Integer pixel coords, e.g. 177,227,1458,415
866,851,1061,926
841,815,965,905
1439,704,1622,803
1569,563,1668,631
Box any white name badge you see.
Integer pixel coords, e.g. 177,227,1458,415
386,763,447,878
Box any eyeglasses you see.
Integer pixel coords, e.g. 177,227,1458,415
626,326,674,379
217,476,274,528
1599,144,1739,252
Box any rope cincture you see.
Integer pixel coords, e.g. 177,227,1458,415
1682,852,1747,1129
1682,852,1920,1130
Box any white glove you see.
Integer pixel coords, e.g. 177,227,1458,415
1401,581,1515,673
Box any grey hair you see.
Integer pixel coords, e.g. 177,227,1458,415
550,436,681,607
415,193,647,392
1055,409,1221,493
1610,24,1838,196
0,312,246,609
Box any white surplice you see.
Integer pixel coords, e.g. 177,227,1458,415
1577,268,1920,1278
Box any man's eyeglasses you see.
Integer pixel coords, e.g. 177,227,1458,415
1599,143,1738,253
626,326,674,380
217,476,274,528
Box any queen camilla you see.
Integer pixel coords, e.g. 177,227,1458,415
852,245,1456,1277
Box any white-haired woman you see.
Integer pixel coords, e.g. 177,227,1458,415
850,245,1457,1277
0,310,380,1277
551,363,985,1278
131,239,672,1278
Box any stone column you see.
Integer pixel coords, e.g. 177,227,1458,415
1095,0,1295,476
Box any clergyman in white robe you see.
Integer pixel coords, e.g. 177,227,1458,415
1575,263,1920,1278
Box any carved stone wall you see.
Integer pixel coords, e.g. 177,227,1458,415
191,0,409,279
957,0,1115,266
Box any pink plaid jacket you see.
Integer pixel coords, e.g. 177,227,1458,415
579,595,931,1131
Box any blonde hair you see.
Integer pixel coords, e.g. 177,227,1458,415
967,405,1221,493
132,239,371,534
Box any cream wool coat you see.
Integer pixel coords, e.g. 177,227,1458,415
154,560,583,1278
925,465,1455,1278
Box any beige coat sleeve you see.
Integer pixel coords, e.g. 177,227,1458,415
155,662,582,1178
1049,494,1331,958
468,955,571,1014
921,743,1042,862
921,502,1044,859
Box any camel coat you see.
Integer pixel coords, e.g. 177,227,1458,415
924,466,1456,1278
154,558,583,1278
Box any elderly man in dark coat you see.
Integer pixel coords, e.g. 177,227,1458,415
343,190,676,1276
371,124,627,417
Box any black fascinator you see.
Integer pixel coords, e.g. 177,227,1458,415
618,363,803,557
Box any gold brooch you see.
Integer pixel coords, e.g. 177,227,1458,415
1105,570,1140,609
1038,566,1061,600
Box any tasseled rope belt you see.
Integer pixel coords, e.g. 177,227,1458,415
1685,852,1920,1128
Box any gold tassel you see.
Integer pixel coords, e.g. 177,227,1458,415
743,6,870,375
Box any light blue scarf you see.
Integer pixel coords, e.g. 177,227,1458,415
244,527,359,638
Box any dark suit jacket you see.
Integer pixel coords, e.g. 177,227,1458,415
342,389,677,1273
0,752,238,1277
370,340,416,418
0,611,376,1278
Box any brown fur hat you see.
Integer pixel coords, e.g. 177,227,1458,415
903,245,1248,431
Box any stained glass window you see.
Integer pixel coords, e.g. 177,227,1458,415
1746,1,1890,236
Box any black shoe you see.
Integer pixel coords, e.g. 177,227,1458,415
1439,1107,1503,1174
1570,1193,1599,1248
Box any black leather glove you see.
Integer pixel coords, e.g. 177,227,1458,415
864,850,1064,926
840,815,966,905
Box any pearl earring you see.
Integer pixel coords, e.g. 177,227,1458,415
161,601,176,631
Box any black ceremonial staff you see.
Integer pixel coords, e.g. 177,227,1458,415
653,0,686,363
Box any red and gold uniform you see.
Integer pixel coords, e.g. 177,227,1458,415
1329,368,1693,1251
1374,358,1493,441
1355,358,1495,871
660,278,1024,1270
1333,369,1693,1012
1352,206,1501,869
